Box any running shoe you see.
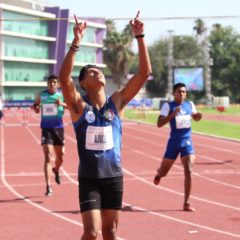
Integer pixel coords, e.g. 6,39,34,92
183,203,195,212
153,168,161,185
153,175,161,185
52,167,61,184
45,186,53,196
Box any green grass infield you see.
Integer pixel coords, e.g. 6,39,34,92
124,107,240,141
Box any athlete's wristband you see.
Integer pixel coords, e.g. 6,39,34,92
135,34,145,38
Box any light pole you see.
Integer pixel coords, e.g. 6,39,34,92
167,30,174,100
202,30,213,105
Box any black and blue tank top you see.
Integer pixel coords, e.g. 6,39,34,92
73,96,123,179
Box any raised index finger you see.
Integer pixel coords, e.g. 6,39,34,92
136,10,140,19
74,14,79,24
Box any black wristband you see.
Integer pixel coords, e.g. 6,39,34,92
135,34,145,38
70,46,79,52
71,43,79,48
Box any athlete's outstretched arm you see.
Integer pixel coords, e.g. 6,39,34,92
59,15,87,112
33,94,41,114
112,11,152,111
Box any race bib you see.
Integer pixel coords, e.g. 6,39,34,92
86,126,114,151
175,115,191,129
42,104,58,116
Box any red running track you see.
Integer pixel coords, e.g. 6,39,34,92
0,109,240,240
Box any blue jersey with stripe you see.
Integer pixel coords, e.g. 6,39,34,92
73,96,123,179
40,89,64,129
168,101,193,139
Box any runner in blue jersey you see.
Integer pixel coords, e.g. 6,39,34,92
33,75,67,196
59,11,151,240
153,82,202,212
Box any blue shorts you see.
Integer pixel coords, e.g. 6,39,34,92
164,137,194,160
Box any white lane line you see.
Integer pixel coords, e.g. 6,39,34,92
124,122,240,152
1,172,77,177
121,202,240,239
64,132,240,239
2,122,239,239
25,125,125,240
0,125,83,227
124,132,240,189
65,130,240,211
123,164,240,212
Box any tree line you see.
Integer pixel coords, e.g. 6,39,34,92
103,19,240,103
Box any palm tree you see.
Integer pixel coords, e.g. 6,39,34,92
103,20,134,88
212,23,222,32
193,18,206,36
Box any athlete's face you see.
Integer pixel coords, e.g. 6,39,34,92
47,79,59,94
81,68,106,90
173,86,187,103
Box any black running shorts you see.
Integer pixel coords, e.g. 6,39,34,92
0,110,3,120
79,176,123,213
41,128,65,146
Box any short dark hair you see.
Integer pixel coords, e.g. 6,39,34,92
78,64,99,82
48,74,59,82
173,82,186,92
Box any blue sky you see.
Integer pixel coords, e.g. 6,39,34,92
45,0,240,46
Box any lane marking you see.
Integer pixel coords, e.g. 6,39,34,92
64,131,240,239
124,122,240,150
1,124,124,240
0,125,84,228
1,120,240,239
